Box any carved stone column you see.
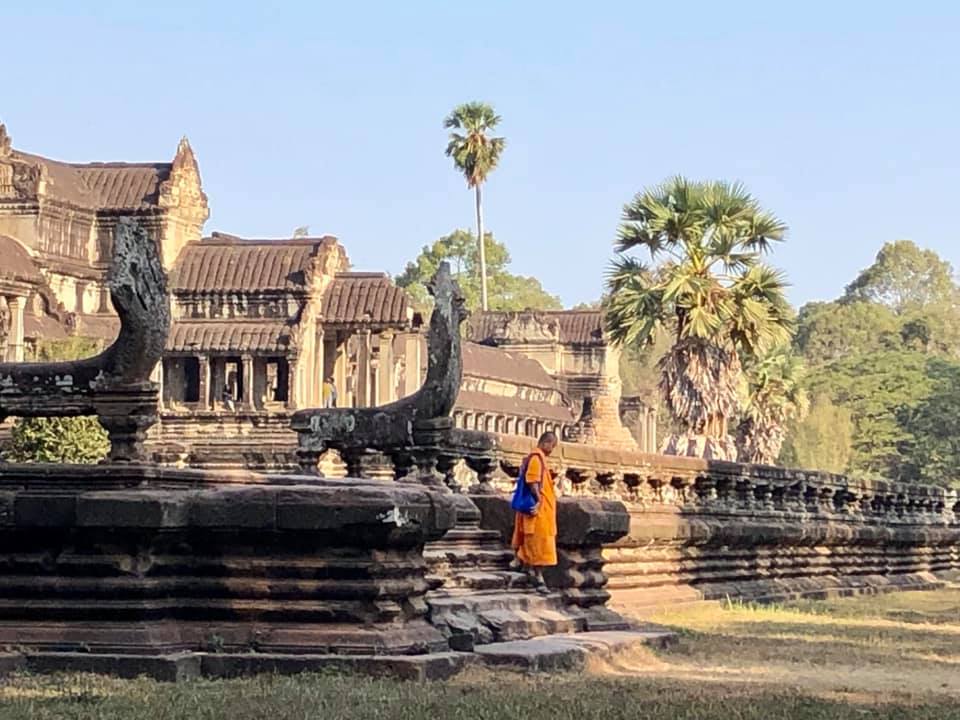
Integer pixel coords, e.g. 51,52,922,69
314,327,325,407
286,357,299,410
356,330,372,407
241,354,255,410
378,331,395,404
198,355,211,409
7,296,25,363
403,331,422,397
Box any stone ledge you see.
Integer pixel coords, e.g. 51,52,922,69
473,629,677,672
0,652,25,677
12,651,476,682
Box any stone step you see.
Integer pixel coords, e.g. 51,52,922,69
427,589,587,645
474,629,678,672
427,570,532,592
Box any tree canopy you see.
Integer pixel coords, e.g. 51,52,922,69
786,242,960,486
396,229,561,313
843,240,957,314
605,177,792,459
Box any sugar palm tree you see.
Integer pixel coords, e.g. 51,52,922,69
444,102,506,312
605,178,792,460
736,346,810,465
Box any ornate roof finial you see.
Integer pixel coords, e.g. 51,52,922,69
0,123,11,157
173,135,197,170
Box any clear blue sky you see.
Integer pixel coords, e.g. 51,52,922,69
4,1,959,309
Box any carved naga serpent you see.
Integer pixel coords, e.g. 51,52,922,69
0,219,169,462
291,261,467,472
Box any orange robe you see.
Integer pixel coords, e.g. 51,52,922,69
511,449,557,567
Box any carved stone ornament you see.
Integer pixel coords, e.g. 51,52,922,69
0,218,170,462
291,262,467,471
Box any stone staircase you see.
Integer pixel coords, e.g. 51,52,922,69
425,495,588,650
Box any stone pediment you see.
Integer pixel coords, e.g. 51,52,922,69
0,156,44,201
483,312,561,345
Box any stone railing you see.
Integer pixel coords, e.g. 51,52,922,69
444,432,960,608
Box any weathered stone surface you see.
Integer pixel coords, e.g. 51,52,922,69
0,219,168,462
25,652,201,682
0,470,457,658
473,630,676,672
291,262,467,476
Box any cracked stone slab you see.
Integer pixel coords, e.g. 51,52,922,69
474,630,678,671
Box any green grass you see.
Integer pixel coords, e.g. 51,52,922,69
1,589,958,719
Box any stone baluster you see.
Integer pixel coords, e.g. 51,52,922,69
596,472,621,500
694,474,718,509
784,482,805,515
465,452,500,495
567,467,596,498
436,451,461,493
341,447,394,480
736,478,755,511
816,486,835,517
753,483,774,513
296,441,326,476
802,484,820,515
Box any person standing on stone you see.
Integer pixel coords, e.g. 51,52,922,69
322,376,337,408
511,431,559,594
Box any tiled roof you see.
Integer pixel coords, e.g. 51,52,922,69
469,310,604,346
323,273,410,326
461,342,557,390
10,152,171,210
171,234,339,294
74,163,171,209
167,320,295,353
0,235,42,285
454,390,576,423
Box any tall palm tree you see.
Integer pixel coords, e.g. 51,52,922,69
444,102,506,312
736,346,810,465
605,177,792,460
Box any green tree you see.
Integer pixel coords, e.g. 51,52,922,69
805,351,932,481
844,240,957,314
1,338,109,464
444,102,506,312
794,301,901,365
396,229,560,312
779,394,854,474
897,358,960,488
736,346,809,465
605,177,792,460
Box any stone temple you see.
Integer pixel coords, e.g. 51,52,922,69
0,124,957,681
0,123,655,466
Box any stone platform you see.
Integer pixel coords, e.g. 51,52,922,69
0,629,678,681
0,465,456,660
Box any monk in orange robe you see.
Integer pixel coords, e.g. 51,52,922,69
511,431,559,593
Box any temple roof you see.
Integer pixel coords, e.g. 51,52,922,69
0,236,42,285
171,233,341,294
167,319,294,354
9,151,172,211
461,342,558,390
454,390,575,423
323,273,411,327
469,310,605,346
74,163,171,209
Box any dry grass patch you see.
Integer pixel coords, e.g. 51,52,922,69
0,589,957,719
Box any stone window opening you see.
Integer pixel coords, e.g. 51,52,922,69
265,358,290,404
222,359,241,410
182,357,200,403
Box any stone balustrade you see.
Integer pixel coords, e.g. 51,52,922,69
322,427,959,610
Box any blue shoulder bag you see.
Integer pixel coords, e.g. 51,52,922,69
510,453,543,515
